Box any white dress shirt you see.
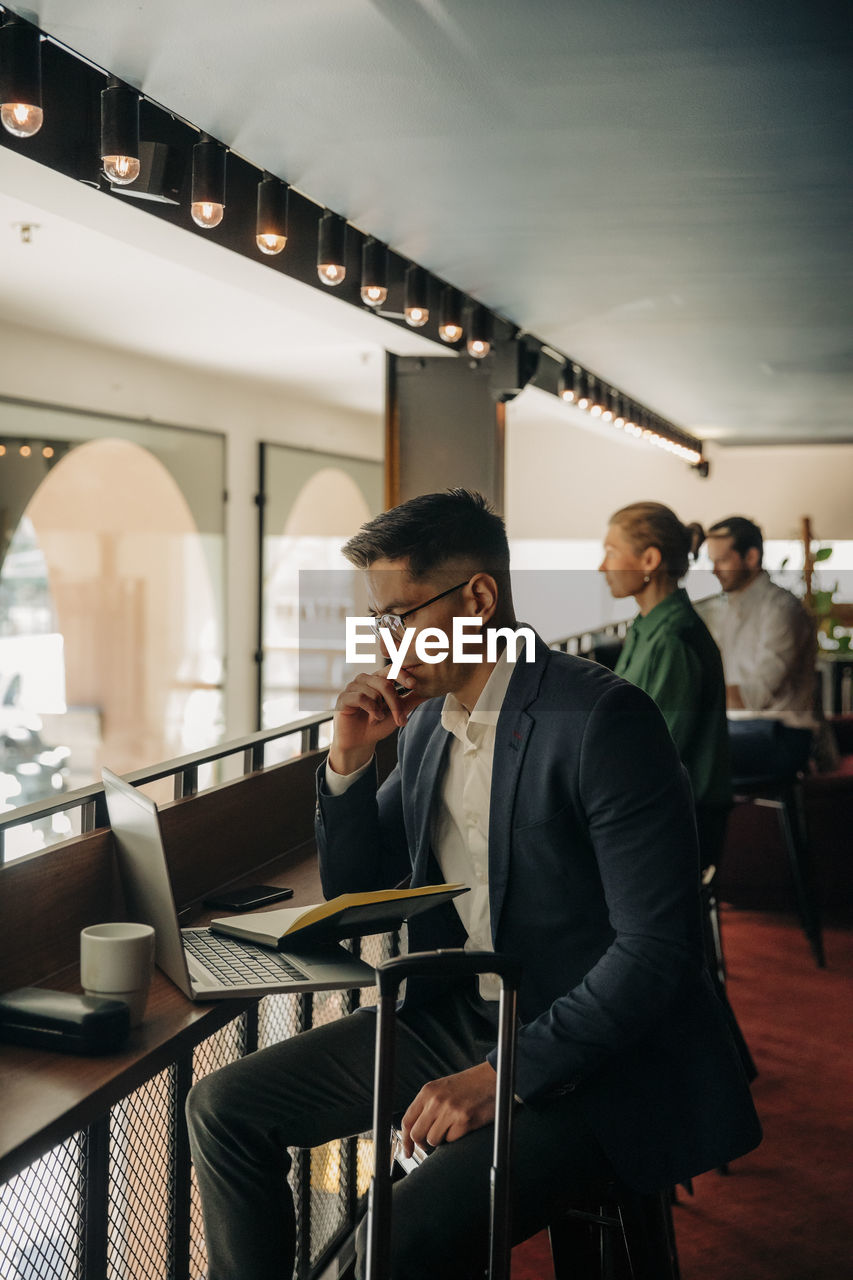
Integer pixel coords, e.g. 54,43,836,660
699,571,817,730
325,650,516,1000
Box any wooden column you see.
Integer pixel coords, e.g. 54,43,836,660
385,354,505,512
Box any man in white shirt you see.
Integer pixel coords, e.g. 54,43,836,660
702,516,817,782
188,490,760,1280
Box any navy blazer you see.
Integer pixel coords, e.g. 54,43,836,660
316,635,761,1192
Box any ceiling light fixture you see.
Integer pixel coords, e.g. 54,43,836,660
360,238,388,307
558,361,576,402
467,305,492,359
317,210,346,286
191,135,226,228
601,387,614,423
576,370,591,410
0,16,43,138
100,76,140,185
404,265,429,327
438,286,463,343
256,174,288,255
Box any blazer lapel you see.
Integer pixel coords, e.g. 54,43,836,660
488,635,549,938
410,718,451,882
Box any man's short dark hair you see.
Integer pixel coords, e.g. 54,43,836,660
707,516,764,562
342,489,509,580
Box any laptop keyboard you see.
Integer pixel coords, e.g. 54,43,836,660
184,930,309,985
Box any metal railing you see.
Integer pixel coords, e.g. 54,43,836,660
0,707,396,1280
0,709,334,866
549,619,629,659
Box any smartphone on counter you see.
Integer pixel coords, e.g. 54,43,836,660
202,884,294,911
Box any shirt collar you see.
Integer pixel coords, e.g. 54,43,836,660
440,645,515,741
725,569,771,611
630,587,692,639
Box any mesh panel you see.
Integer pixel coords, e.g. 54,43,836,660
356,931,398,1009
189,1016,248,1280
355,1135,375,1203
257,991,301,1048
0,1133,85,1280
308,1141,346,1263
311,988,349,1029
107,1067,174,1280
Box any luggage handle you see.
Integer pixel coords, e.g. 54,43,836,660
366,949,520,1280
375,946,521,996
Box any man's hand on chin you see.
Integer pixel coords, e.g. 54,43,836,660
400,1060,497,1158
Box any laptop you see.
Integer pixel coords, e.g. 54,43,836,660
101,768,376,1000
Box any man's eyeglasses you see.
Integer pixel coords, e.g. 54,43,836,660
370,578,472,640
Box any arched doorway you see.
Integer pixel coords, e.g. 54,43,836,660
260,448,382,735
0,438,222,855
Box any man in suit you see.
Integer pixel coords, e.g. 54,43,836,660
187,489,760,1280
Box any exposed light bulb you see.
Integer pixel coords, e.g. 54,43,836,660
103,154,140,185
0,445,6,456
578,395,590,410
1,101,42,137
405,305,429,328
439,321,463,343
191,200,224,229
317,211,346,286
257,231,286,255
256,175,288,256
439,287,463,343
361,284,387,307
404,265,428,326
318,262,346,286
558,363,576,401
466,305,492,358
361,238,387,307
42,445,54,458
19,444,31,457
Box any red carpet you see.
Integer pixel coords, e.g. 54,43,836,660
511,908,853,1279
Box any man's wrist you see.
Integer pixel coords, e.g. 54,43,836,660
327,749,374,780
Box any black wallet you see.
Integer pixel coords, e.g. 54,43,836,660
0,987,131,1055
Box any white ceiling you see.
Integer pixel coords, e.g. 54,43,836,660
0,144,443,416
1,0,851,441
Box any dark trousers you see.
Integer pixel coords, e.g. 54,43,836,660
728,718,812,784
186,986,614,1280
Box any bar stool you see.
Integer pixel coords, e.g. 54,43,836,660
547,1185,680,1279
731,773,825,967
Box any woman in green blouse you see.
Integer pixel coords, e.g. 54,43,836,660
599,501,730,868
600,504,756,1079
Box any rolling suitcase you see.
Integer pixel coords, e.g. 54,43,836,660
365,949,521,1280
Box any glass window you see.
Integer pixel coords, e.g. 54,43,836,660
259,444,382,746
0,399,225,859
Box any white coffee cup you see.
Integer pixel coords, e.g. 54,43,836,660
80,922,155,1028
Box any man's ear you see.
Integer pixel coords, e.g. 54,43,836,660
468,572,499,623
744,546,761,572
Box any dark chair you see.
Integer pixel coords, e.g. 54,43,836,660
696,808,757,1083
548,1185,680,1280
731,773,825,967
